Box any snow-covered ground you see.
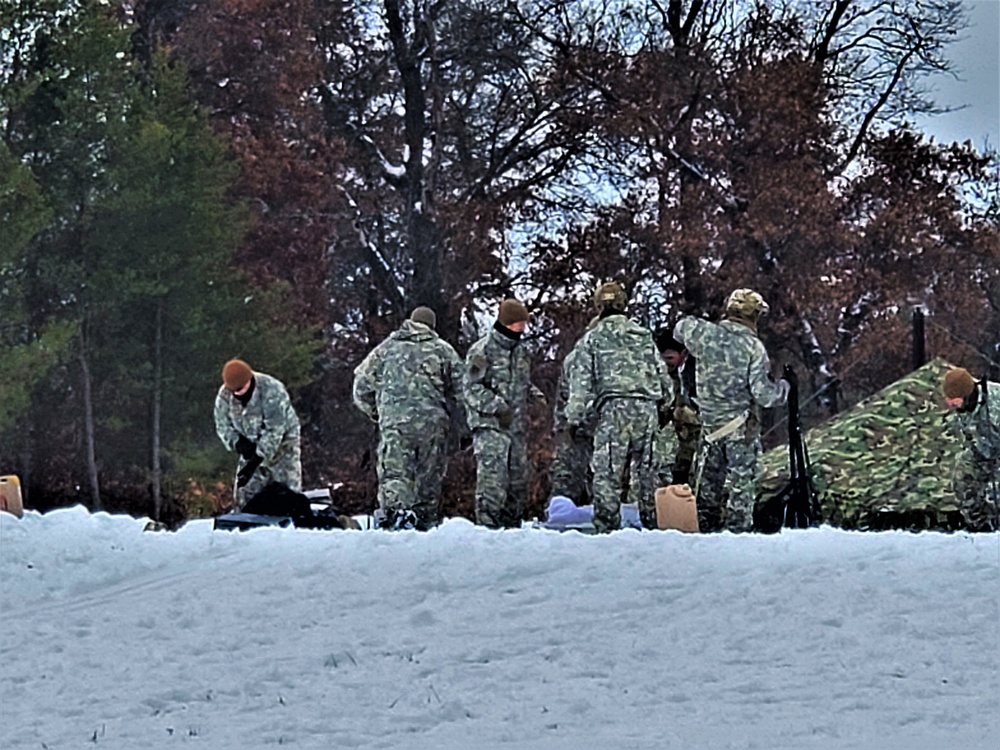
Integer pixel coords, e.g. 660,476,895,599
1,507,997,750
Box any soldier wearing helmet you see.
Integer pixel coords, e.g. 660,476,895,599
594,281,629,312
673,288,789,532
942,367,999,531
563,281,672,532
723,289,769,331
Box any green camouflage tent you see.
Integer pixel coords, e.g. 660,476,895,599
756,358,966,530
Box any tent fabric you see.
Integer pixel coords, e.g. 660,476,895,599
757,358,965,530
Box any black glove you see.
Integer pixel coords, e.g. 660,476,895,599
496,407,514,429
236,455,263,488
235,435,258,461
459,435,474,451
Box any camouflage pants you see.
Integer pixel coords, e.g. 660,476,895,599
234,440,302,510
472,427,529,528
693,437,760,533
953,454,1000,532
376,424,449,530
591,399,658,533
652,423,679,489
551,426,594,505
673,419,701,486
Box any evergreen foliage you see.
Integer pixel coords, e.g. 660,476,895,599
0,1,318,519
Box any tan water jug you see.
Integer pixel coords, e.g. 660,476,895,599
0,475,24,519
655,484,698,532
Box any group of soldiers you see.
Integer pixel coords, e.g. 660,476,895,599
350,283,790,533
212,284,999,533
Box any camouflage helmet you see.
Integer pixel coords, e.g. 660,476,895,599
724,288,769,318
593,281,628,311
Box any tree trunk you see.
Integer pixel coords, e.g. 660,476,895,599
151,298,164,520
78,327,102,510
384,0,442,314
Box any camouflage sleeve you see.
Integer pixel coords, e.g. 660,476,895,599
961,382,1000,461
213,388,237,451
673,316,703,354
747,341,784,409
563,336,595,427
554,344,584,428
256,381,299,463
352,348,381,423
445,346,470,438
463,348,507,420
553,365,571,429
656,350,674,405
987,382,1000,433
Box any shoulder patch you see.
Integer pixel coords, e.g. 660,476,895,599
468,354,489,382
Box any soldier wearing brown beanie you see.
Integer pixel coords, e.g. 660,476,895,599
943,366,999,531
463,298,543,527
214,359,302,510
942,367,976,406
497,298,530,329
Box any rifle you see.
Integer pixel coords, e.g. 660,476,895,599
778,364,818,528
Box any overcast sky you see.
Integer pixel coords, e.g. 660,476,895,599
913,0,1000,152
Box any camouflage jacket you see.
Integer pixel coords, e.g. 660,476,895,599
564,314,671,427
952,380,1000,463
352,319,465,433
674,316,784,433
463,325,540,433
214,372,300,466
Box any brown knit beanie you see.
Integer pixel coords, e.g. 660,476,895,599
942,367,975,400
410,306,437,329
498,298,529,326
222,359,253,391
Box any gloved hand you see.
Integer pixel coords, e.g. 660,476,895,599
496,407,514,429
235,434,258,461
236,455,262,488
459,435,474,451
656,400,671,429
674,403,699,425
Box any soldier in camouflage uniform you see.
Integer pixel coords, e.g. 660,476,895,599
942,367,1000,531
675,290,789,532
464,299,542,528
653,327,701,487
564,282,671,532
353,307,466,530
214,359,302,510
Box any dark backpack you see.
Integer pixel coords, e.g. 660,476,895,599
243,483,347,529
